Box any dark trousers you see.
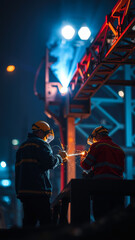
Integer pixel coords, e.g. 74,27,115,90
22,195,51,227
93,195,125,221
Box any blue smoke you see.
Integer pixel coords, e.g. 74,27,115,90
48,37,89,88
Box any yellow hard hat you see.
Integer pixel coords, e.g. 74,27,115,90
91,126,108,137
32,121,54,142
32,121,51,133
87,126,108,145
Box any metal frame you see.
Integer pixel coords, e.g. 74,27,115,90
69,0,135,101
76,65,135,179
44,0,135,187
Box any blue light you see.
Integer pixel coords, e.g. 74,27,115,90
50,41,84,88
2,196,11,204
49,27,88,91
1,179,11,187
0,161,6,168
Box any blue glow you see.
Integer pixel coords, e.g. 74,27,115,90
2,196,11,204
1,179,11,187
0,161,6,168
50,41,86,89
48,23,92,91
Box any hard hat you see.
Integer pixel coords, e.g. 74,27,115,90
32,121,50,132
87,126,108,145
32,121,54,143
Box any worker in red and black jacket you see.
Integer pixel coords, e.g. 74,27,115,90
15,121,67,227
80,126,125,220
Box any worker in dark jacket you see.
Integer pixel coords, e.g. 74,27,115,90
80,126,125,220
15,120,67,227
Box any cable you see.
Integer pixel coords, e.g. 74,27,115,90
33,57,45,100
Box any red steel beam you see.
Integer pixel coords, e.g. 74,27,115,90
69,0,135,100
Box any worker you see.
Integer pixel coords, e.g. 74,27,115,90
80,126,125,220
15,120,67,227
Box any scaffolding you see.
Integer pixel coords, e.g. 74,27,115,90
44,0,135,187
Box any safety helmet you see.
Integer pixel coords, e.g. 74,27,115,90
87,126,108,145
32,121,54,143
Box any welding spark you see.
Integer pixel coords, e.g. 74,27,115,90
68,151,85,157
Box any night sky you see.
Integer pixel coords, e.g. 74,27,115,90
0,0,117,159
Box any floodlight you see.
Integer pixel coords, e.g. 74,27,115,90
61,25,75,40
78,26,91,40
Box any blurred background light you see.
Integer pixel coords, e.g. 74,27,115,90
2,196,11,204
61,25,75,40
0,161,7,168
6,65,15,72
118,90,124,98
78,26,91,40
12,139,19,146
1,179,11,187
59,86,68,95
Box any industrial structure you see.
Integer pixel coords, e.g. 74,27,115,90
0,0,134,231
42,0,135,189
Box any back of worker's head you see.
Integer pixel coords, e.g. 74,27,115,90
87,126,109,145
32,121,54,143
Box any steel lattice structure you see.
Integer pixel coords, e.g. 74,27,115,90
44,0,135,186
76,65,135,179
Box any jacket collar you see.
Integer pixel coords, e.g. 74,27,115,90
99,136,112,142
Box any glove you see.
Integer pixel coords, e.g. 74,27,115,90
81,150,88,158
58,150,68,162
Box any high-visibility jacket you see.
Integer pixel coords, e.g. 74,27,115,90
80,136,125,179
15,133,62,199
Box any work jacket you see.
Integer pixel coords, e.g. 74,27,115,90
81,136,125,179
15,133,62,200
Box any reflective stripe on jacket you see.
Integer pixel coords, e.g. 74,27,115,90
15,133,62,199
80,136,125,179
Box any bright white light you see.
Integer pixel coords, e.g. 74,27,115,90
0,161,6,168
60,86,68,95
132,25,135,31
12,139,19,146
61,25,75,40
78,26,91,40
118,90,124,98
1,179,11,187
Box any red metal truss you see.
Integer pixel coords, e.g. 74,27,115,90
69,0,135,100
